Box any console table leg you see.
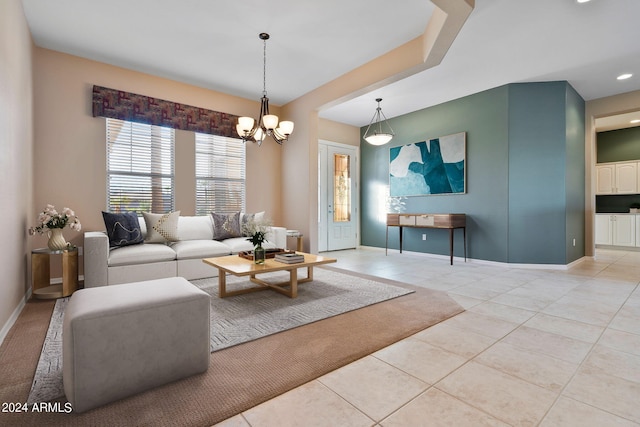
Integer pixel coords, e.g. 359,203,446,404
463,227,467,262
385,226,389,256
449,229,454,265
399,226,403,254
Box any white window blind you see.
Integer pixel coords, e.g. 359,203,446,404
195,133,246,215
106,119,175,213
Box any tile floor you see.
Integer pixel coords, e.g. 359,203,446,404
215,247,640,426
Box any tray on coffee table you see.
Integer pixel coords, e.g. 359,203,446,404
237,248,291,261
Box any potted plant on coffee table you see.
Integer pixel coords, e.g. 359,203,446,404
243,218,272,264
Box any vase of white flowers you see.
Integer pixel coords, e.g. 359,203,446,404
243,217,272,264
29,204,82,251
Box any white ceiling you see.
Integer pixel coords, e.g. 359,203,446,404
596,112,640,133
21,0,640,132
21,0,433,106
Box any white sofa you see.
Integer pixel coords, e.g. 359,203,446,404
84,215,286,287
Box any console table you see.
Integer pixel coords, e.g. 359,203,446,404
386,213,466,265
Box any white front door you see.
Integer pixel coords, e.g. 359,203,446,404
318,141,358,252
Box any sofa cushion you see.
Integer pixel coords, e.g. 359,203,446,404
171,239,232,259
211,212,241,240
223,237,277,253
143,211,180,243
108,243,177,266
178,216,214,241
102,211,144,248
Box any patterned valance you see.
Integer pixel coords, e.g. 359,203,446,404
92,85,239,138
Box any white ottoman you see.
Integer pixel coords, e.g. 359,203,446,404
63,277,210,413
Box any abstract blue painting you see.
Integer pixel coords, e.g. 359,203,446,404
389,132,466,196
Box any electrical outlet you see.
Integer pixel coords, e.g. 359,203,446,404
422,234,427,240
572,238,576,247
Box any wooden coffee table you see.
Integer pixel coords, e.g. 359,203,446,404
202,252,337,298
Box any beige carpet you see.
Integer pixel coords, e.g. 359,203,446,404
0,268,464,426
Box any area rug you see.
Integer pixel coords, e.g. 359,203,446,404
4,268,464,426
27,268,413,405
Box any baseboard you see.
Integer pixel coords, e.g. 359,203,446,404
596,244,640,252
0,287,32,347
360,246,586,270
566,256,591,269
0,274,85,347
380,247,475,266
49,274,84,286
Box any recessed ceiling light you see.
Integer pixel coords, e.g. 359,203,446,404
631,119,640,124
576,0,590,3
617,73,633,80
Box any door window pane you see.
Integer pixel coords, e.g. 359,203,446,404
333,154,351,222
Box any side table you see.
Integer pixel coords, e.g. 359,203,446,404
31,247,79,299
286,230,304,252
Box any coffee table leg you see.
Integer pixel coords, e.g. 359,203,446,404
290,268,298,298
218,269,227,298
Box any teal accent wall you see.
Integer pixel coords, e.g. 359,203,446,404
565,84,587,263
360,81,585,264
361,86,510,262
507,82,585,264
597,127,640,163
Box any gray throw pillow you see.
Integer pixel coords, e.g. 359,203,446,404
241,213,255,237
211,212,241,240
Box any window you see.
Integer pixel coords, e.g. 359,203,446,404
195,133,246,215
106,119,175,213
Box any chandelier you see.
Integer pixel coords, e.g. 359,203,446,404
236,33,294,146
363,98,394,146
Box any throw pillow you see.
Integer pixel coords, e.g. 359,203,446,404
211,212,241,240
240,211,265,236
102,211,144,248
142,211,180,243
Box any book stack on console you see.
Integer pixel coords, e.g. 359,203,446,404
274,252,305,264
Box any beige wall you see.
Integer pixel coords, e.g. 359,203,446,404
0,0,34,340
585,89,640,256
281,0,473,253
0,0,500,337
318,119,360,147
31,48,284,275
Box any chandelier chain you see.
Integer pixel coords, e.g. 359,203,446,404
262,38,267,97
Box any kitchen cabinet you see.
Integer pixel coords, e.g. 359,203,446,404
595,214,613,245
595,214,636,246
596,162,638,194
